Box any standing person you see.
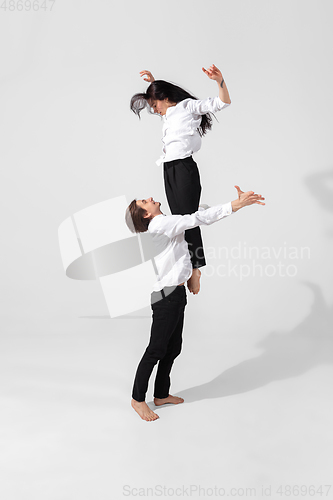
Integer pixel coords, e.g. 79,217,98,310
130,64,231,295
125,186,265,422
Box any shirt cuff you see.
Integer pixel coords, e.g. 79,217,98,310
223,201,234,216
217,96,231,109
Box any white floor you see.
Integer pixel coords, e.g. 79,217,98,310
1,286,332,500
1,1,333,498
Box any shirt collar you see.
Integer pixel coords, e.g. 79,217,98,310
165,103,178,118
148,213,165,232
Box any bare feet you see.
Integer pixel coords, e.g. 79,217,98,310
154,394,184,406
187,268,201,294
131,399,159,421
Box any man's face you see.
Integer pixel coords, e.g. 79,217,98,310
137,197,161,218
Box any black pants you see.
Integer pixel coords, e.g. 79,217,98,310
164,156,206,269
132,286,187,402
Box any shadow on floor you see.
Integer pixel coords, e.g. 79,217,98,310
304,168,333,213
304,168,333,237
175,282,332,403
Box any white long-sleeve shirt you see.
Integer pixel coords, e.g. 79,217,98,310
156,96,230,166
148,202,233,291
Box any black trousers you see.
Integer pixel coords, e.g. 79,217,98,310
132,286,187,402
164,156,206,269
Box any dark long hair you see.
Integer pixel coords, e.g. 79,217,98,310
130,80,213,137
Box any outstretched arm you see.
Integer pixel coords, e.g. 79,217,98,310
159,203,233,239
202,64,231,104
155,186,265,239
139,70,155,83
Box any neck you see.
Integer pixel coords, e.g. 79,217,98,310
151,210,163,218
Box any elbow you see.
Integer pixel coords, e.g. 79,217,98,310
218,97,231,107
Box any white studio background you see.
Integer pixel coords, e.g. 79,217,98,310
1,1,333,499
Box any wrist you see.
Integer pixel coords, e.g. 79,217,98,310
231,199,242,212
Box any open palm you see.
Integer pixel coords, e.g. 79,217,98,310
235,185,265,207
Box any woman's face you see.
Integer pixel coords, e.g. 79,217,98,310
150,99,175,116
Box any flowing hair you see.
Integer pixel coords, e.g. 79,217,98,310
130,80,213,137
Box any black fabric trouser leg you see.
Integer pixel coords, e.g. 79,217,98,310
132,286,187,402
163,156,206,269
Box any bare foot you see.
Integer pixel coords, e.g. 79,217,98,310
131,399,159,421
187,268,201,294
154,394,184,406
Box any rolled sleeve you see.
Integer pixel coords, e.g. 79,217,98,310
186,96,231,116
150,203,234,239
196,202,233,225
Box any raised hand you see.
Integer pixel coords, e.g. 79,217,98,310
232,185,265,212
202,64,223,84
139,70,155,83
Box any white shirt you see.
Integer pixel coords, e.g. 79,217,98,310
148,202,233,291
156,96,230,166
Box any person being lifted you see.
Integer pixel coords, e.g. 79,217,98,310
130,64,231,295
